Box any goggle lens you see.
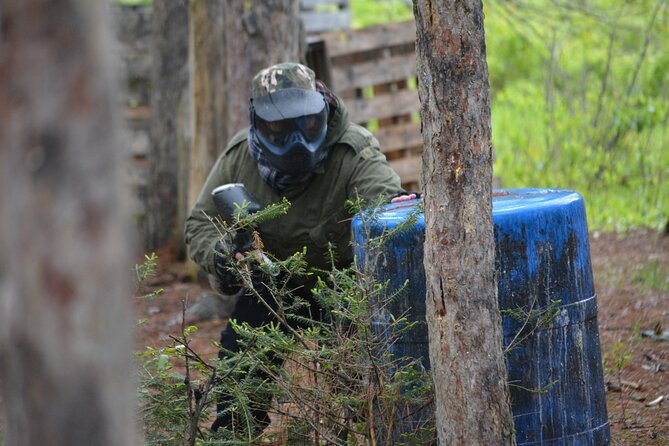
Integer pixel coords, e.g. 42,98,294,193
255,107,327,146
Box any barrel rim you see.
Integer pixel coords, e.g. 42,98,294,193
351,188,585,227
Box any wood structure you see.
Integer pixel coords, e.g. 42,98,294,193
301,0,351,34
309,20,422,191
188,0,303,214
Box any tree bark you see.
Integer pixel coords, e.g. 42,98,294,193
0,1,135,445
412,1,516,444
146,0,190,259
188,0,304,211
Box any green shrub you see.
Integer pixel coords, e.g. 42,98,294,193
136,197,435,445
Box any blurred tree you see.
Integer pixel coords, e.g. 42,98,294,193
0,1,135,445
146,0,190,259
413,0,516,444
146,0,304,259
188,0,304,214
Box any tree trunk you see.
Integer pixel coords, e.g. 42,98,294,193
188,0,304,211
146,0,190,259
412,1,516,444
0,1,135,445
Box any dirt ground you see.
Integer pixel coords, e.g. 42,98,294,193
590,230,669,445
135,229,669,445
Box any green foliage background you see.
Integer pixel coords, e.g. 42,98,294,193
353,0,668,232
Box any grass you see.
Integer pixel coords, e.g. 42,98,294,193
633,260,669,292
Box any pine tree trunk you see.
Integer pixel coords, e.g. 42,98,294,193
146,0,190,259
412,1,516,444
188,0,304,211
0,1,135,445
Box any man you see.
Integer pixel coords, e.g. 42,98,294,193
184,62,416,433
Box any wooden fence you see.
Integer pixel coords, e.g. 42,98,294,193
308,20,422,191
301,0,351,34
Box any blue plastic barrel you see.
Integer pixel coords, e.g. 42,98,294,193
351,188,610,445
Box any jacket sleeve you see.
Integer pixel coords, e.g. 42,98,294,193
184,154,230,275
344,130,405,203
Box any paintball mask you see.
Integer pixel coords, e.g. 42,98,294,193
249,63,329,175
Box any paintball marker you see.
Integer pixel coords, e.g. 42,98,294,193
211,183,277,274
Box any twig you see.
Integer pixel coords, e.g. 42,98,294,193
243,276,313,352
646,395,664,407
254,356,351,445
605,0,666,152
592,6,623,130
503,298,537,354
180,300,198,446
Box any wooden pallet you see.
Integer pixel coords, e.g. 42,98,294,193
311,20,422,191
301,0,351,34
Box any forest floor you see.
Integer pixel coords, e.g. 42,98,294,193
136,229,669,445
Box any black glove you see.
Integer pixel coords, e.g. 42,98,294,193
213,241,242,295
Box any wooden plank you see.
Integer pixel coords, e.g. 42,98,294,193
302,11,351,33
347,88,420,124
330,52,416,91
322,20,416,58
375,80,409,128
301,0,348,9
375,122,423,154
389,155,422,185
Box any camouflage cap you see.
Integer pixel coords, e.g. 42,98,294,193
251,63,325,121
251,62,317,98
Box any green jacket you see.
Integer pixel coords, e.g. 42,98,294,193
184,99,403,280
